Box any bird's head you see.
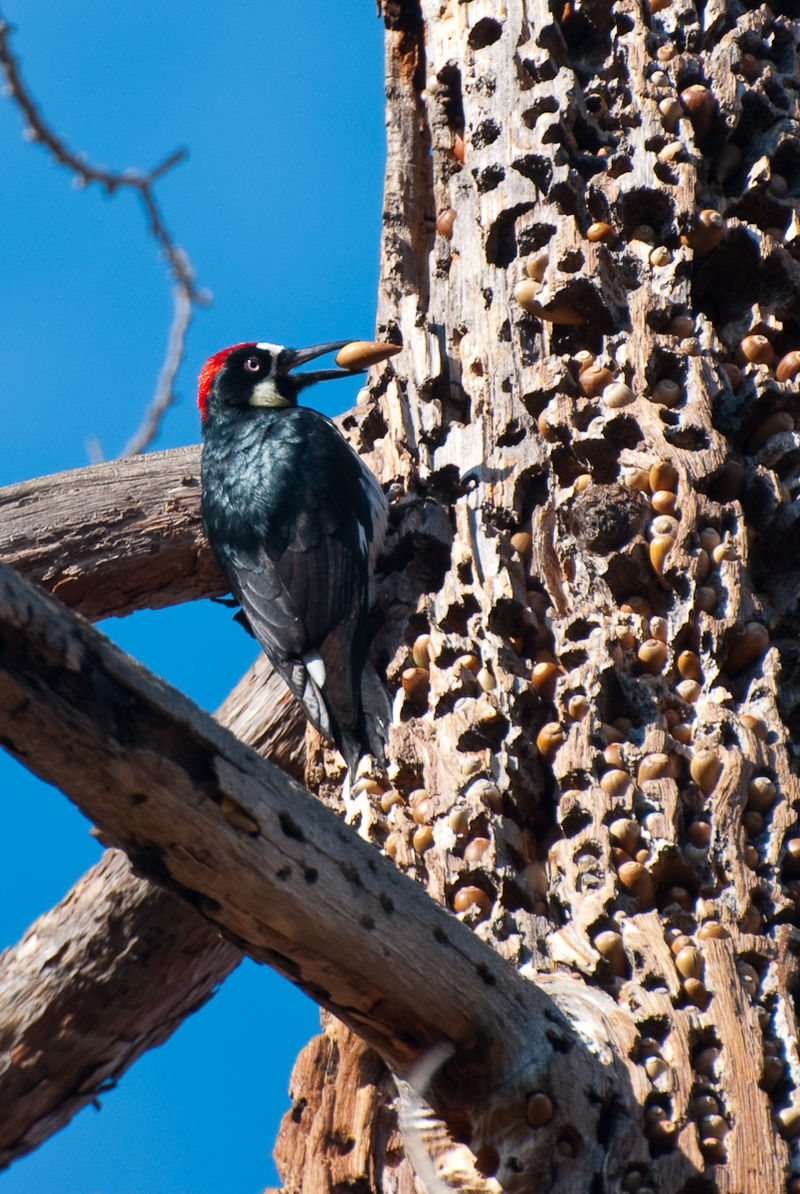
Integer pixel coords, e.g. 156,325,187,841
197,340,354,422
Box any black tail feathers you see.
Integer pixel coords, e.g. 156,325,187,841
334,661,391,777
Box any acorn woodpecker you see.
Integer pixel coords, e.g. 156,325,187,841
198,340,390,776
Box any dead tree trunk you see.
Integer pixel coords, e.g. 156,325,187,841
275,2,800,1193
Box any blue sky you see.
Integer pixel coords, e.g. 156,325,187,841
0,3,385,1190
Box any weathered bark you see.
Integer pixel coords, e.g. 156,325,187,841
0,446,221,620
0,558,638,1192
0,655,305,1169
274,2,800,1193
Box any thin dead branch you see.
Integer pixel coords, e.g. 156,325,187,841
0,15,207,457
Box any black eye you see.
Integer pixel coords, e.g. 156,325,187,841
244,356,262,372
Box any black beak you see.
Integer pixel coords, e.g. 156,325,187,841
277,341,360,389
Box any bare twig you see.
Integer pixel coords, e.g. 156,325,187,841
119,285,192,457
0,15,209,455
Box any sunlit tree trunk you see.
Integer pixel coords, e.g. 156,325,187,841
274,2,800,1192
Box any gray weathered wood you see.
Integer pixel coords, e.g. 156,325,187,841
0,654,304,1170
0,559,636,1192
0,446,221,620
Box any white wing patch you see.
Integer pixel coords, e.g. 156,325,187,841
304,652,327,689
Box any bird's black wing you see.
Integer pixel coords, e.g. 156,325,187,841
203,408,377,740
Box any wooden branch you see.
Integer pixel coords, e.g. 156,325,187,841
0,445,221,620
0,559,633,1190
0,849,237,1167
0,655,305,1170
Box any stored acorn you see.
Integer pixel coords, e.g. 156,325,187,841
412,824,434,853
463,836,491,862
683,210,726,255
586,221,617,245
658,97,683,132
411,633,431,668
436,208,457,238
638,638,669,674
747,410,794,452
679,84,716,140
747,776,777,812
525,1091,555,1126
510,530,532,557
594,929,626,976
650,378,682,407
675,945,704,979
600,768,634,798
579,364,614,398
617,860,656,906
677,650,702,681
515,284,586,325
637,752,674,782
401,666,430,697
531,660,563,700
536,721,565,757
651,489,677,515
724,621,769,673
775,350,800,382
453,885,492,915
650,245,673,267
667,313,695,339
526,250,550,282
335,341,402,369
738,333,775,367
603,381,636,408
649,533,675,577
690,749,722,794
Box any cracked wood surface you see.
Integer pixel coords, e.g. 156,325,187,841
276,1,800,1192
0,656,304,1169
0,559,630,1194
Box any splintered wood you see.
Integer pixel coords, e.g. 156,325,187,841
281,0,800,1192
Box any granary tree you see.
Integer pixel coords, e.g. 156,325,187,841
2,1,800,1192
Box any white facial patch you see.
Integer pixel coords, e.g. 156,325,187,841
255,341,284,353
304,653,327,689
249,377,290,408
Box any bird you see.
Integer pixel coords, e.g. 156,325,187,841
198,339,390,779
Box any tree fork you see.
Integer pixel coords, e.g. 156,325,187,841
0,560,648,1191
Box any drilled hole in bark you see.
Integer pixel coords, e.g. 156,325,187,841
520,98,558,129
663,425,710,452
605,546,669,616
458,710,510,752
441,593,481,635
618,188,675,241
561,804,593,836
468,17,502,49
514,466,548,520
692,225,761,326
475,163,506,193
437,63,465,133
604,414,646,451
497,419,527,447
576,433,640,479
486,202,535,266
278,812,306,842
472,118,501,147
